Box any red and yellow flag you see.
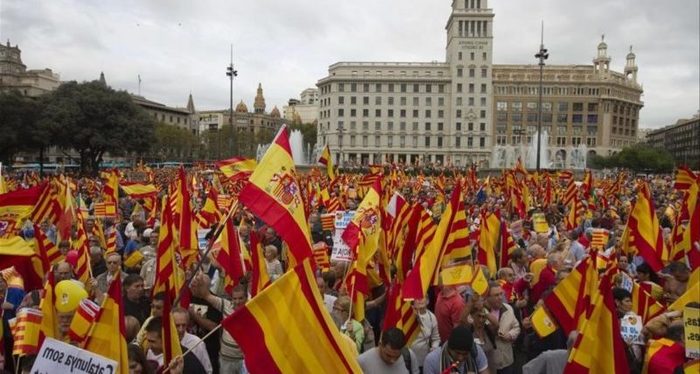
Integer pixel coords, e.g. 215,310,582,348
216,156,257,181
239,125,313,268
152,197,185,305
642,338,687,374
624,183,667,272
674,165,698,191
249,231,271,297
565,271,630,373
68,298,100,344
212,218,246,293
477,210,500,276
223,258,361,374
84,272,129,374
10,308,42,356
0,184,44,237
317,144,336,181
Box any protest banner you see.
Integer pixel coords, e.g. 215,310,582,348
685,306,700,359
532,213,549,233
330,211,354,262
31,337,118,374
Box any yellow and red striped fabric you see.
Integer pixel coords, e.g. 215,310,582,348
624,183,667,272
674,165,698,191
0,184,44,237
477,210,500,276
212,218,245,293
249,231,271,297
317,144,336,181
223,258,361,374
68,298,100,344
216,156,257,181
10,308,42,356
84,272,129,374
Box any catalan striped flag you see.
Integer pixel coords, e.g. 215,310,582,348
175,166,199,268
565,271,630,374
674,165,698,191
318,144,336,181
630,280,665,324
581,169,593,199
249,231,271,297
71,200,94,283
162,284,183,368
402,183,462,300
216,156,257,181
39,272,57,342
624,182,666,272
590,228,609,251
30,181,63,227
84,272,129,374
152,197,185,305
92,201,117,218
395,205,424,282
32,224,63,274
196,188,223,228
441,185,471,267
500,217,518,268
312,242,331,272
68,298,100,344
320,213,335,231
382,280,420,344
223,258,362,374
239,125,313,268
100,169,120,204
542,257,593,335
9,308,43,356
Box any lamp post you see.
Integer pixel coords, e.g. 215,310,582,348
535,22,548,172
338,124,344,169
226,45,238,156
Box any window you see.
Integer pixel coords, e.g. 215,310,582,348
469,68,475,77
413,84,420,93
400,122,406,131
425,137,431,147
374,136,380,146
438,97,445,106
351,83,357,92
338,96,345,104
413,97,419,106
425,97,432,106
480,84,487,93
401,84,407,92
457,68,463,77
481,68,488,78
587,114,598,123
339,83,345,92
362,136,368,147
482,52,487,60
468,97,474,106
375,97,382,105
388,97,394,105
412,122,419,131
362,121,369,130
400,136,406,147
572,114,583,123
388,109,394,117
350,109,357,117
468,122,473,131
437,122,444,131
426,85,432,93
425,110,432,118
413,136,418,147
457,97,463,106
458,52,463,60
363,83,369,92
438,84,445,93
573,103,584,111
375,109,381,117
425,122,431,131
350,135,356,146
376,83,382,92
438,110,444,118
479,137,485,148
412,109,419,118
557,114,568,123
388,84,394,92
457,84,463,93
388,122,394,131
387,136,393,147
351,96,357,104
456,122,462,131
363,96,369,105
480,97,487,106
400,109,406,118
469,84,474,93
350,121,356,130
362,109,369,117
338,109,344,117
456,109,462,118
400,97,407,106
480,123,485,131
456,137,461,147
437,137,443,147
480,110,486,118
587,103,598,112
470,52,475,60
512,102,522,112
375,121,381,131
467,137,473,147
558,102,568,112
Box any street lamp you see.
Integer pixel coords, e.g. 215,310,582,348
534,22,548,172
226,45,238,156
338,124,344,168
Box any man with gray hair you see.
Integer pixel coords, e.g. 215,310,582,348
522,331,578,374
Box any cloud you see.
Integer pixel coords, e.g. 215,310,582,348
1,0,697,128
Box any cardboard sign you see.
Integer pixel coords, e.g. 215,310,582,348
685,306,700,359
334,210,355,229
532,213,549,233
620,313,644,345
330,229,352,262
31,337,118,374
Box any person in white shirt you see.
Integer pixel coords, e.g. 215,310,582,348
316,274,337,314
172,307,213,374
410,298,440,369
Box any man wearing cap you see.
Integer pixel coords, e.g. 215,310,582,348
423,325,489,374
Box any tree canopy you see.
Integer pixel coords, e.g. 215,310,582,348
588,143,675,173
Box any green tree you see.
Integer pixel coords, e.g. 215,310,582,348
152,122,198,162
0,91,42,166
591,144,675,173
40,81,156,175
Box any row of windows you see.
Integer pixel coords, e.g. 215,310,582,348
495,124,598,136
494,86,602,96
457,51,489,62
496,102,599,112
495,136,597,147
455,68,489,78
495,113,599,124
324,95,490,108
333,108,488,119
333,120,489,133
333,82,448,94
340,135,487,148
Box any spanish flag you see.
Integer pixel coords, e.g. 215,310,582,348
500,217,518,268
543,257,593,335
565,271,630,373
216,156,257,181
39,272,57,342
239,125,313,268
223,258,361,374
317,144,336,181
249,231,271,297
642,338,686,373
196,188,223,228
476,210,500,276
341,179,382,253
119,181,158,198
84,272,129,374
174,166,199,268
212,217,246,293
0,184,44,236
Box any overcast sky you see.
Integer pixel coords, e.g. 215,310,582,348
1,0,697,128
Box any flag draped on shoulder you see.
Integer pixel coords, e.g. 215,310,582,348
223,258,361,374
84,272,129,374
239,125,313,267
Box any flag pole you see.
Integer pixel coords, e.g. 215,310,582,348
161,324,223,374
174,201,240,307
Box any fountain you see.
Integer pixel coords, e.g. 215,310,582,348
490,130,551,169
289,129,306,165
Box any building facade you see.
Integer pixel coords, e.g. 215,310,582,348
132,92,198,134
0,40,60,97
647,114,700,169
316,0,642,168
283,88,320,124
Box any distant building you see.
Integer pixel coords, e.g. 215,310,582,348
647,113,700,169
283,88,319,124
316,0,642,168
132,91,198,135
0,40,60,97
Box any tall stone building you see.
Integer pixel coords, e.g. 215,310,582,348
283,88,320,124
0,40,60,97
647,113,700,169
317,0,643,168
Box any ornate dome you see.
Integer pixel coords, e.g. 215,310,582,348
270,106,281,118
626,45,636,60
235,100,248,113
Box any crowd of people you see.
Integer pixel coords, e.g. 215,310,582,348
0,163,698,374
